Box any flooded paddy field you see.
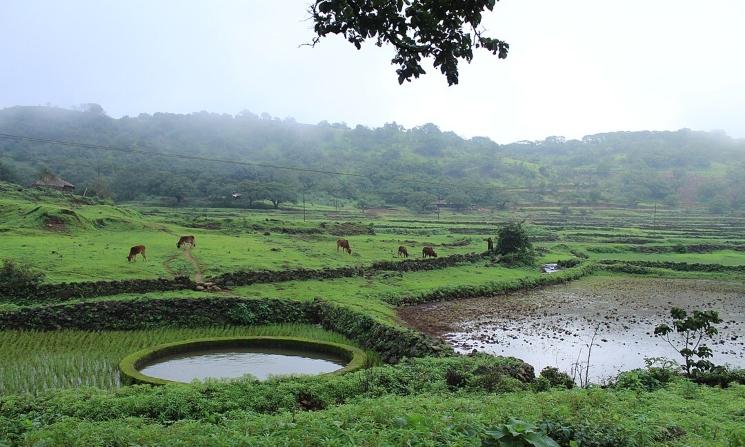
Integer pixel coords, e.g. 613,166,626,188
399,276,745,382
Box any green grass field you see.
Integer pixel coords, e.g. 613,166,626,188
1,184,744,446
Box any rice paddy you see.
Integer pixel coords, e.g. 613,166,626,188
0,324,355,394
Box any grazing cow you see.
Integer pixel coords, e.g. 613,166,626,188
398,246,409,258
127,245,147,262
177,235,196,248
336,239,352,254
422,246,437,258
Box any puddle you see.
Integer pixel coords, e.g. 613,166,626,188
399,278,745,382
139,346,347,382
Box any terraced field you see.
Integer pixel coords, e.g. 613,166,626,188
1,183,744,446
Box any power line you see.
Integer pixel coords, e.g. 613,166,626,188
0,131,578,193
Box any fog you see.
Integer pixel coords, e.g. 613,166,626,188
1,0,743,142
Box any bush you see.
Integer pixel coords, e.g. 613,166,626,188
496,222,533,256
692,366,745,387
538,367,574,389
557,258,581,269
0,259,45,291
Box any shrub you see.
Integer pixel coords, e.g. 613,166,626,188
0,259,45,291
654,307,723,376
539,367,574,389
614,368,680,392
692,366,745,387
495,222,535,266
557,258,581,269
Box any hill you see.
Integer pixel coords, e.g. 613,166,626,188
1,106,744,212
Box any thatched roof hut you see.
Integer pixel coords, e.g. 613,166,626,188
32,174,75,191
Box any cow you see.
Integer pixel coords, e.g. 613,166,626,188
422,246,437,258
336,239,352,254
177,235,196,248
127,245,147,262
398,246,409,258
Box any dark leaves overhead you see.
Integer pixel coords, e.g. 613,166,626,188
310,0,509,85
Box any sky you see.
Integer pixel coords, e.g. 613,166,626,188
1,0,744,143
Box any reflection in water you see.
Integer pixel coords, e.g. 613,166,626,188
400,278,745,383
139,346,346,382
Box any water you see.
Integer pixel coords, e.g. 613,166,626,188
399,278,745,383
139,346,347,382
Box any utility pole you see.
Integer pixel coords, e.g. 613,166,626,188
303,190,306,222
652,200,657,229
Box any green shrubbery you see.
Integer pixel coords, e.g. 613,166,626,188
495,222,536,266
0,259,45,293
0,355,535,426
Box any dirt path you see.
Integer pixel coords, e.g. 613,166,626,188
182,247,203,283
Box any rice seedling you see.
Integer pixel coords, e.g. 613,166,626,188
0,324,354,395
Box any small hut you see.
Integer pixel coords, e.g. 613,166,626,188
32,174,75,192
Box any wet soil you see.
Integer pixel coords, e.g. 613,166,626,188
399,277,745,382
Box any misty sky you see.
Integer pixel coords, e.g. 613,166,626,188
1,0,744,143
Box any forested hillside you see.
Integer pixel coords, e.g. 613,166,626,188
1,106,744,212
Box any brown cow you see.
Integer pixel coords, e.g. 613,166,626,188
422,246,437,258
177,235,196,248
398,246,409,258
336,239,352,254
127,245,147,262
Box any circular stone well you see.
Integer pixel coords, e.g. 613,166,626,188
119,336,367,385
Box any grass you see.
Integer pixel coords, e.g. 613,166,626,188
3,185,745,445
28,263,545,324
6,382,745,446
233,264,541,322
0,324,357,395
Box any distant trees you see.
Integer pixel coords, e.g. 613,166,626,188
158,177,194,204
238,181,268,208
0,161,17,183
264,182,296,209
2,106,745,212
696,164,745,214
236,181,295,209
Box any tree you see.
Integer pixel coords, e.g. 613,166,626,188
444,190,470,210
654,307,723,377
0,161,17,183
310,0,509,85
495,221,535,265
264,182,296,209
495,221,532,256
158,177,195,204
89,176,111,199
78,103,106,115
238,181,268,207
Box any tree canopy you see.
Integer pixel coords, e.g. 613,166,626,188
1,106,745,212
310,0,509,85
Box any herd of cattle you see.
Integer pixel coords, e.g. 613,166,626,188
127,235,195,262
336,238,438,258
128,235,439,262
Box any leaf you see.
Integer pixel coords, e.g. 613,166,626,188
524,431,561,447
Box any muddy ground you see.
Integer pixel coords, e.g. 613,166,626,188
399,277,745,382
